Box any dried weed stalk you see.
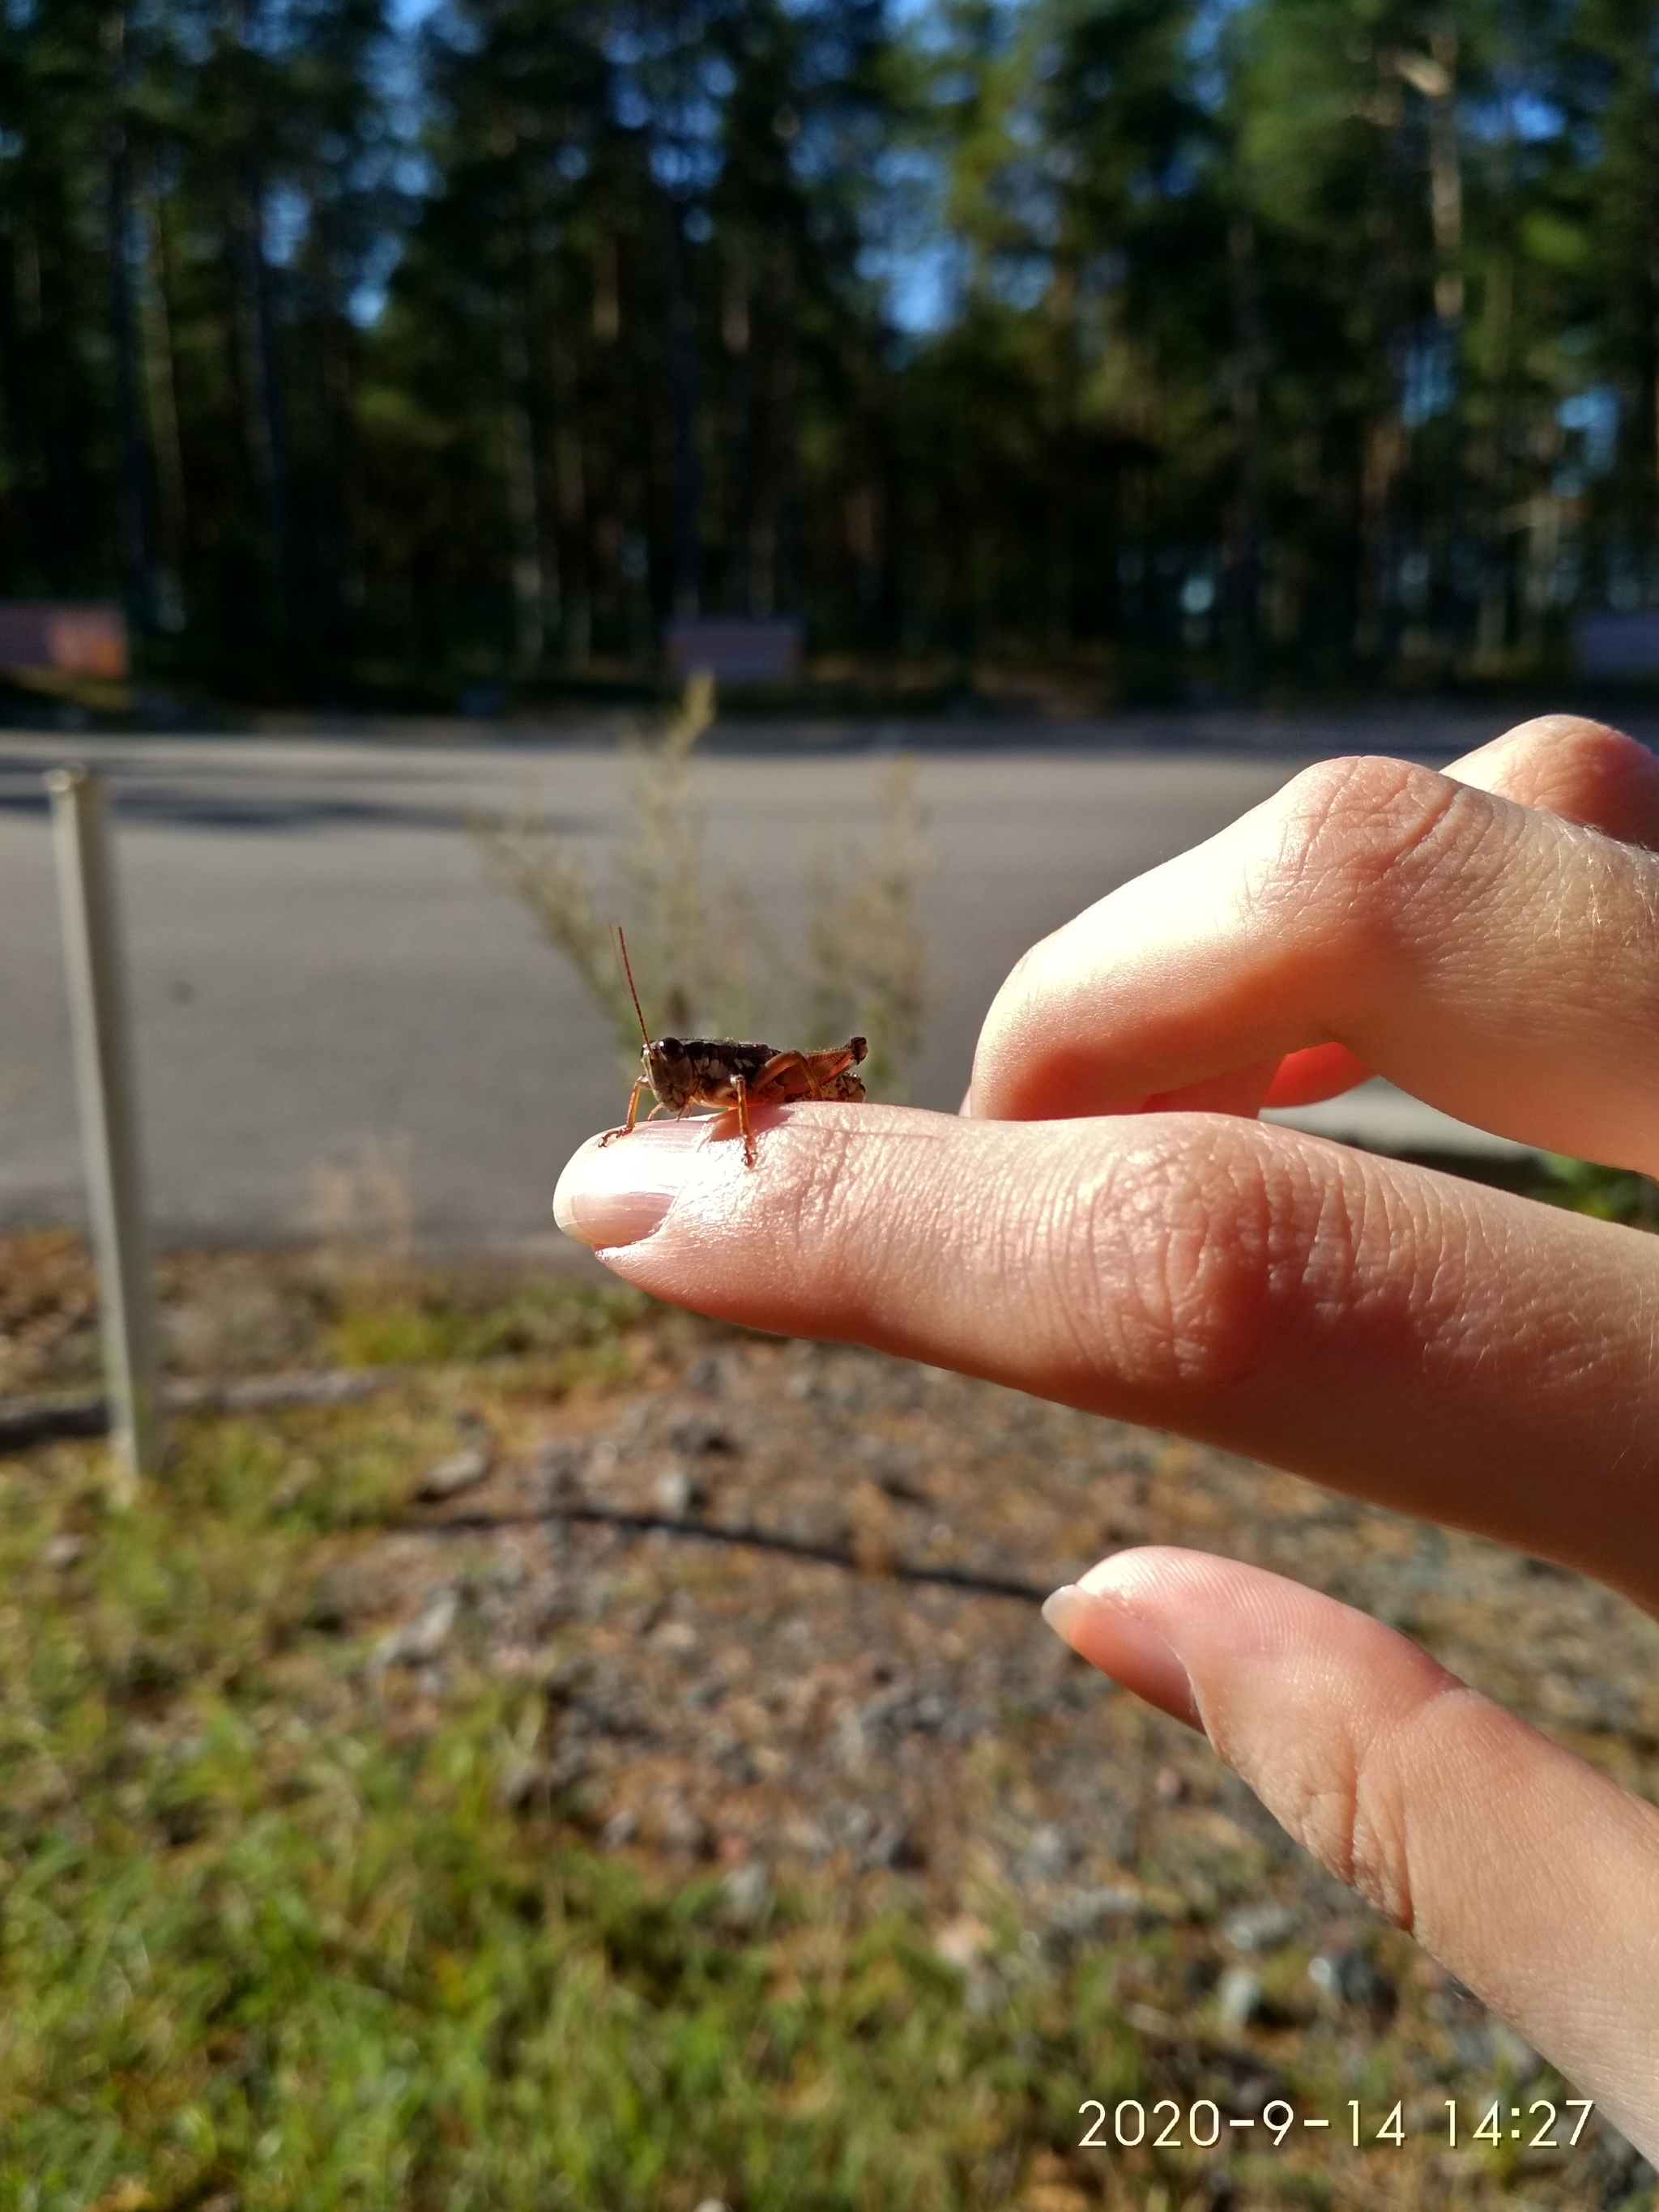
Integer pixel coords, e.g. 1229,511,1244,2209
800,757,928,1099
474,676,929,1097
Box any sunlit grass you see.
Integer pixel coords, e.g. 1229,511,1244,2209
0,1300,1138,2212
1528,1154,1659,1228
324,1270,647,1379
0,1415,1139,2208
0,1272,1627,2210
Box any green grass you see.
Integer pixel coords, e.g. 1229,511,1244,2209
0,1299,1144,2212
0,1699,1115,2209
1527,1155,1659,1228
323,1271,647,1378
0,1273,1631,2211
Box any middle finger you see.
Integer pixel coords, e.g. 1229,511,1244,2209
969,751,1659,1174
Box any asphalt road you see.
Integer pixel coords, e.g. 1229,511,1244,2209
0,708,1550,1255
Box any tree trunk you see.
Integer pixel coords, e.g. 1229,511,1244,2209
0,220,40,583
106,7,153,637
1423,30,1464,325
663,192,701,620
1226,213,1263,691
232,156,292,641
772,231,800,617
1047,252,1078,651
323,292,364,641
723,253,753,616
502,288,549,665
550,320,589,665
141,189,188,632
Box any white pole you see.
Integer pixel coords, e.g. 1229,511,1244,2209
45,766,161,1483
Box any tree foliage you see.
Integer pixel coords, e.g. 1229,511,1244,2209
3,0,1658,697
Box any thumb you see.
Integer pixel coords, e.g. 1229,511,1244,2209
1043,1548,1659,2160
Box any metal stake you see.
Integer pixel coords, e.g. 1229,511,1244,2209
45,767,161,1482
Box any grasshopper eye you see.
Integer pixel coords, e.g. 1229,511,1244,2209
655,1037,682,1056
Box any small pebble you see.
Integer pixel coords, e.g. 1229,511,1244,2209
1217,1965,1262,2029
1308,1947,1393,2014
535,1440,589,1501
1045,1885,1145,1938
373,1587,458,1668
416,1447,490,1501
1222,1902,1299,1954
1017,1823,1073,1882
721,1860,771,1923
933,1916,992,1970
669,1415,733,1455
653,1464,704,1517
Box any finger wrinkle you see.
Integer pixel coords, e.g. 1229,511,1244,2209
1256,1671,1478,1937
1408,1178,1659,1436
1143,1137,1495,1417
787,1119,1031,1340
1255,753,1456,914
1303,1152,1511,1396
972,1146,1132,1379
1274,1149,1371,1332
1063,1126,1285,1396
1256,756,1506,991
1358,1159,1461,1340
1420,801,1659,1045
723,1119,924,1316
1064,1125,1433,1407
1345,1681,1491,1934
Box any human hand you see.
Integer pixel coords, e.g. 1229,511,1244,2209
553,714,1659,2155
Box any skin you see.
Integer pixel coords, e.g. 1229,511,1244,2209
553,714,1659,2157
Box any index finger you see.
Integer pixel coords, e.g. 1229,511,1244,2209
552,1105,1659,1611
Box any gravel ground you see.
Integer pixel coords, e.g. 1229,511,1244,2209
352,1333,1659,2201
7,1232,1658,2206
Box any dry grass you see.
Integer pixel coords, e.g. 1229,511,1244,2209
474,675,930,1096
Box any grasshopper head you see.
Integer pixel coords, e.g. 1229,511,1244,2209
644,1037,699,1112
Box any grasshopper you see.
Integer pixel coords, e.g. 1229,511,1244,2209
601,930,868,1167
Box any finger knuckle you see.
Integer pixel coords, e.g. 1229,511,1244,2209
1280,1758,1413,1928
1507,711,1636,773
1255,753,1480,966
1064,1125,1352,1400
1282,1680,1475,1935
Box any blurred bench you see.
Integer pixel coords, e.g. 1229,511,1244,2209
0,602,129,680
664,618,802,685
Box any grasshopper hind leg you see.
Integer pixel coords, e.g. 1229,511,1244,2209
733,1074,757,1167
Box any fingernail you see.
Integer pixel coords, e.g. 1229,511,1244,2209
1042,1583,1203,1733
1040,1583,1094,1641
553,1122,719,1249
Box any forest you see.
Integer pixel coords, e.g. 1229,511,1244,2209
3,0,1658,702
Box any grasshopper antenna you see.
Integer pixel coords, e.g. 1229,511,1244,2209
612,925,650,1047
